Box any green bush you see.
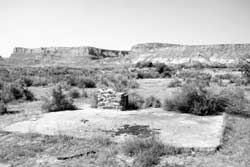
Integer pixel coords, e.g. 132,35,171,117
164,84,229,116
143,96,161,108
42,86,77,112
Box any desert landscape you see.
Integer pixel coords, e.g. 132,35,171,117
0,43,250,167
1,0,250,166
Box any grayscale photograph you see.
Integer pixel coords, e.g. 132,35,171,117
0,0,250,166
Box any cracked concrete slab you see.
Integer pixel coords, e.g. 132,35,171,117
3,104,225,151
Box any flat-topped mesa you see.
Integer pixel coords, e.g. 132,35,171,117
12,46,129,58
8,46,130,66
6,43,250,67
130,43,250,67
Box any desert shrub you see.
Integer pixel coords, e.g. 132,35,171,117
235,78,248,86
240,59,250,83
0,83,35,103
143,96,161,108
125,92,145,110
168,79,182,88
154,63,175,78
65,76,79,86
177,70,212,82
215,73,236,80
164,84,229,116
18,77,33,87
77,77,96,88
122,136,182,167
99,74,139,91
218,87,248,115
135,61,154,68
32,77,49,86
42,86,77,112
0,80,4,89
163,163,185,167
122,137,165,157
185,77,210,87
23,88,35,101
129,79,140,89
68,88,81,99
0,101,7,115
58,81,71,91
9,84,23,100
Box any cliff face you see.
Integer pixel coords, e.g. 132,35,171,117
6,43,250,67
130,43,250,67
8,47,129,67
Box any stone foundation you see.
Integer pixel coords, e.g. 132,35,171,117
97,88,128,110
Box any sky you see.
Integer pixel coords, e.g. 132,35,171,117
0,0,250,57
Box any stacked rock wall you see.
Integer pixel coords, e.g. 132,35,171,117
97,88,128,110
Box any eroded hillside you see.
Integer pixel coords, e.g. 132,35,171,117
3,43,250,67
129,43,250,67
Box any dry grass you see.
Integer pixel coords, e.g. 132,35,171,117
0,132,119,167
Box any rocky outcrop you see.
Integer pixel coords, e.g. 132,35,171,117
8,47,129,67
130,43,250,67
6,43,250,67
97,88,128,110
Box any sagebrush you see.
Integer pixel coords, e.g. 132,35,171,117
42,86,77,112
164,84,230,116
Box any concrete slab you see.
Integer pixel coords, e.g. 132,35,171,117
3,104,225,151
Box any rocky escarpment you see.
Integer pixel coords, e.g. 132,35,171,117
129,43,250,67
5,43,250,67
8,47,129,67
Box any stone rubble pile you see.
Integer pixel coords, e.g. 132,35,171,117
97,88,128,110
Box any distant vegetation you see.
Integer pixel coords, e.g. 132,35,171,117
135,61,176,78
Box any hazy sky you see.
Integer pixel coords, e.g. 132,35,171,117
0,0,250,57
